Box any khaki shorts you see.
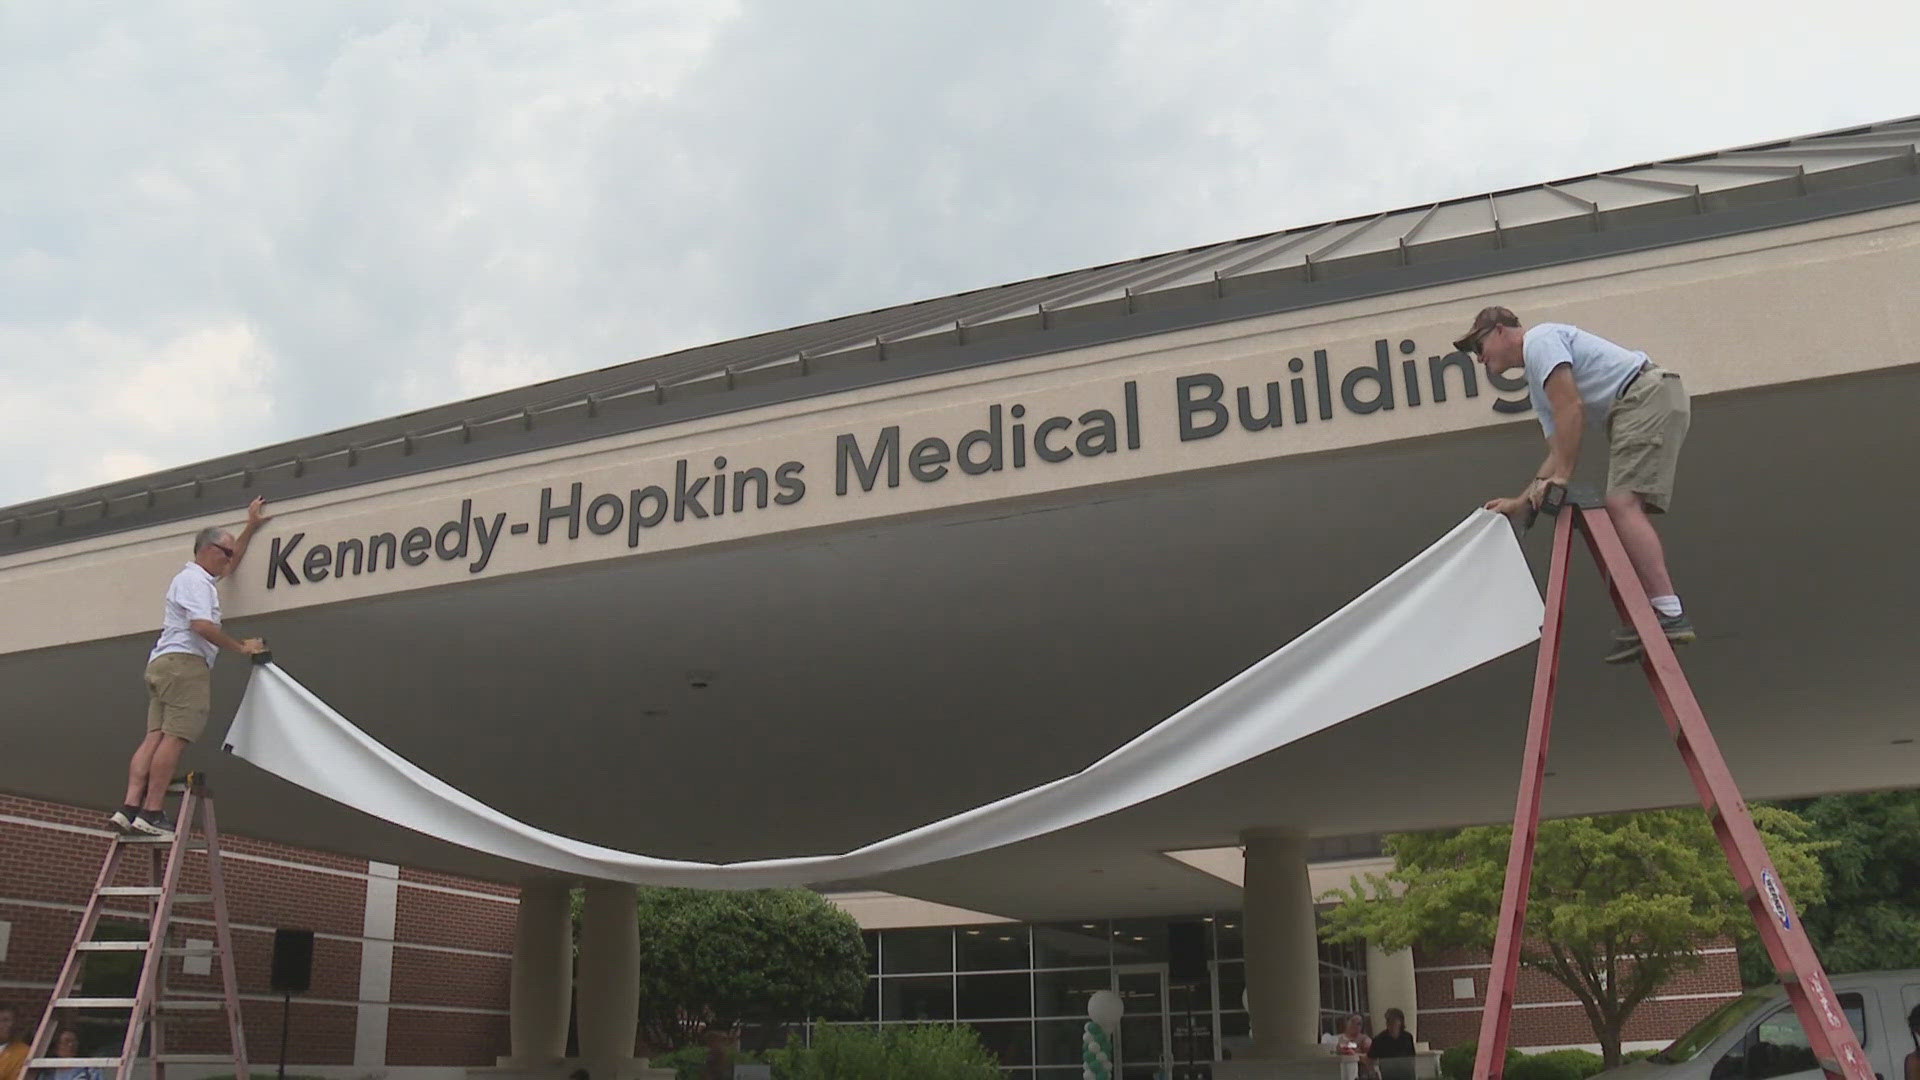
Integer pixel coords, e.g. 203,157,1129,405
145,651,212,742
1607,366,1690,513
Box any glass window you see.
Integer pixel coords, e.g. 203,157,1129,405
1034,922,1110,968
1037,1018,1094,1067
1658,993,1771,1063
861,930,880,975
1710,995,1867,1080
959,925,1031,971
1216,960,1247,1015
862,977,878,1021
959,973,1032,1019
1170,978,1213,1016
1214,915,1244,961
880,975,954,1021
970,1020,1035,1067
1109,918,1169,965
1035,968,1112,1019
881,927,954,974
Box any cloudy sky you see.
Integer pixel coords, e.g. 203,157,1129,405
2,1,1914,507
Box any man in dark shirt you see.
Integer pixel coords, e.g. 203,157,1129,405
1372,1008,1418,1080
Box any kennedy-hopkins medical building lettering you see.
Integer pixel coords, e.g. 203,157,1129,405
260,340,1521,589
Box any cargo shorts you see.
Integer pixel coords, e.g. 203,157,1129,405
1607,365,1690,513
145,651,212,742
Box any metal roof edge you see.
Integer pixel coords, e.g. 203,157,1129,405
7,169,1920,557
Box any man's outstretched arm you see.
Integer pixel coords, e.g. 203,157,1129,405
221,497,272,580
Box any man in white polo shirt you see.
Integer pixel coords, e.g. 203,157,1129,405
1454,307,1693,663
110,497,272,839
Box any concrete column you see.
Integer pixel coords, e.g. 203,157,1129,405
575,880,642,1070
1242,829,1320,1060
507,877,574,1065
1364,940,1419,1040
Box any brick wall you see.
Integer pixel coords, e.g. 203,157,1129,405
0,793,516,1067
1412,942,1743,1051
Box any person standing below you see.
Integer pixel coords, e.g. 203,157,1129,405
109,498,271,840
1455,307,1694,663
1369,1008,1417,1080
0,1004,27,1080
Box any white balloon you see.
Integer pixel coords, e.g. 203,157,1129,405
1088,988,1124,1031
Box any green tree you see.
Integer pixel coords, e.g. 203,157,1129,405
1319,808,1826,1068
579,886,868,1053
1741,789,1920,984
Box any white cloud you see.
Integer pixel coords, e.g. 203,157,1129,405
2,0,1916,506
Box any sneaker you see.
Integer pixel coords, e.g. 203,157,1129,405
1603,613,1698,664
131,809,177,840
108,805,139,832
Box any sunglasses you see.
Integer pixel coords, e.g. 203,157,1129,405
210,543,235,558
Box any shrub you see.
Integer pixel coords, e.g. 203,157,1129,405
1441,1041,1525,1080
1509,1049,1606,1080
647,1044,767,1079
768,1023,1001,1080
1622,1049,1659,1064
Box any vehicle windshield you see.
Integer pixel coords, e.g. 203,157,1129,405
1652,992,1774,1063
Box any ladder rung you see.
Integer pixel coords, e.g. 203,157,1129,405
97,887,212,902
117,835,205,848
29,1058,120,1069
76,940,150,952
52,996,227,1011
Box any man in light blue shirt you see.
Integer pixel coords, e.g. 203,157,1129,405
110,497,272,839
1455,307,1693,663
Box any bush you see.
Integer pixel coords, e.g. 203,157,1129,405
768,1023,1001,1080
1509,1049,1607,1080
1622,1049,1659,1064
647,1044,767,1079
1441,1042,1525,1080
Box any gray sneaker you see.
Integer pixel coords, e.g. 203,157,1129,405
131,809,177,840
1603,613,1697,664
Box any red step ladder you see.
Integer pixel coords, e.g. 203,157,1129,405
1472,490,1870,1080
28,772,250,1078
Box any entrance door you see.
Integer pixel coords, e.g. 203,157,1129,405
1114,964,1172,1079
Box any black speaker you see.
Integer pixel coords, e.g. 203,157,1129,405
1168,921,1208,982
270,928,314,995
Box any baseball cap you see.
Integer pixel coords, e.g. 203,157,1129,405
1452,306,1519,355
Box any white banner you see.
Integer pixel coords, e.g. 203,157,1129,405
223,509,1541,888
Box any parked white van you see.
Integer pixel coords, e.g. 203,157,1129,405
1600,969,1920,1080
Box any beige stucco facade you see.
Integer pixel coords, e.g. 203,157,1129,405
4,199,1918,658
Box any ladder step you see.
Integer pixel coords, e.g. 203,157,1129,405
117,835,206,848
97,887,212,902
75,940,150,952
29,1058,121,1069
52,996,227,1011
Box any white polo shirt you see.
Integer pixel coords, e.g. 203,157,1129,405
149,562,221,666
1523,323,1651,439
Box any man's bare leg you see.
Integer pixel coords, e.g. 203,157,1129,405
124,730,166,808
1603,490,1676,601
141,734,189,812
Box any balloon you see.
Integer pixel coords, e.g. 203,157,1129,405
1088,989,1124,1031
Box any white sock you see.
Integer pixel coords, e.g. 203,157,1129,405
1650,594,1682,618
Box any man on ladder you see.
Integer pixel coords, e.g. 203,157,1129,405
1455,307,1694,662
110,498,271,841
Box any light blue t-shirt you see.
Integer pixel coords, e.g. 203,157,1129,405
1523,323,1650,438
